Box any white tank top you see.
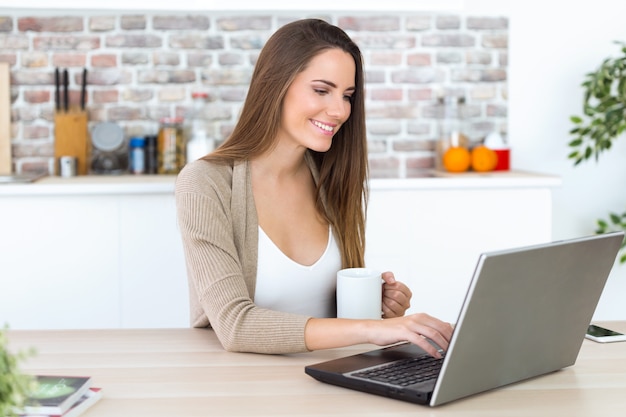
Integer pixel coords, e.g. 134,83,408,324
255,226,341,318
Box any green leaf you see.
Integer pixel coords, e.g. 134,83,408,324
610,213,621,224
568,42,626,166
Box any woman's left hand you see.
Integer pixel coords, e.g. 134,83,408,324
381,271,412,318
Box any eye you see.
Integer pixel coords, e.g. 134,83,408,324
314,88,329,95
343,94,353,102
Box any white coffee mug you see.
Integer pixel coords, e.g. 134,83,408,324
336,267,382,320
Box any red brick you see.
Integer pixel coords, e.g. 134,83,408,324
406,156,435,177
52,53,87,67
0,54,17,65
187,53,213,67
21,52,48,68
122,89,153,102
23,124,50,139
107,106,143,121
482,33,508,49
170,34,224,49
368,121,401,136
391,68,438,84
393,139,433,152
436,16,460,30
0,34,29,50
153,52,180,66
18,17,83,32
406,16,431,31
351,35,416,49
19,159,52,175
154,15,210,30
368,156,400,179
467,17,508,30
87,69,132,86
90,16,115,32
106,34,162,48
219,53,244,66
0,16,13,31
92,89,119,104
370,88,403,101
138,70,195,84
158,88,185,102
217,16,271,31
120,15,146,30
407,53,432,66
91,54,117,67
24,90,51,104
408,88,433,101
338,16,400,31
369,52,402,66
33,36,100,51
367,104,419,119
422,33,475,47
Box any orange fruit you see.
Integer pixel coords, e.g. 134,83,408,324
442,146,471,173
470,145,498,172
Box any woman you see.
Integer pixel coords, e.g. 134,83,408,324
175,18,453,355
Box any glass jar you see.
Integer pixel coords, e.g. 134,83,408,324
435,96,469,171
184,91,215,163
157,117,185,174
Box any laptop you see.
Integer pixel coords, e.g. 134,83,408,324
305,232,624,406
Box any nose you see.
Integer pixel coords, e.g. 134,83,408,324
326,94,350,121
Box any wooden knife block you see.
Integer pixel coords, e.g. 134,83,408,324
54,110,90,175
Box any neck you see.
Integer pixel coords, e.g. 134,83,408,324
251,142,309,180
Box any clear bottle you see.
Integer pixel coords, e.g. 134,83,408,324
184,91,215,163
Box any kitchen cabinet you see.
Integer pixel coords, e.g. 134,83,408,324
0,171,560,329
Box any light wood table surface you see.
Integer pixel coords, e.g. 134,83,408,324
7,322,626,416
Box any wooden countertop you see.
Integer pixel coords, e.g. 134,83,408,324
6,323,626,416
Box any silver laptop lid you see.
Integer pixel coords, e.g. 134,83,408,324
431,232,623,406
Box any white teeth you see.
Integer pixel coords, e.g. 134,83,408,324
313,120,333,132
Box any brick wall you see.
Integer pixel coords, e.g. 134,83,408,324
0,11,508,178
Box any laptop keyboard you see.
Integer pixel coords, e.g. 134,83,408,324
350,354,444,387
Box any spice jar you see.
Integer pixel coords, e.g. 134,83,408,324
157,117,185,174
128,136,146,175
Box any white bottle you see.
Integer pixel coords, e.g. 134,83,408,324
185,92,215,163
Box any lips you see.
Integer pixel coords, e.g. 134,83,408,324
312,119,335,134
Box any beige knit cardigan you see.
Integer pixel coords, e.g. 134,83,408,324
175,157,321,354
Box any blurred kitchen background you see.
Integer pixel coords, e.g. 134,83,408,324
2,0,626,323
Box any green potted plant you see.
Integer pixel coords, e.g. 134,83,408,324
0,326,35,417
568,41,626,263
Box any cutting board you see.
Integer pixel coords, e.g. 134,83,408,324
0,62,10,174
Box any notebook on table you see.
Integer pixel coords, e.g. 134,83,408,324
305,232,624,406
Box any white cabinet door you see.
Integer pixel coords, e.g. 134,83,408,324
118,195,189,328
0,196,122,329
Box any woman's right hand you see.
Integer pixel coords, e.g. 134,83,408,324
366,313,454,358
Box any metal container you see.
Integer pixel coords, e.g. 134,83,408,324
58,156,77,177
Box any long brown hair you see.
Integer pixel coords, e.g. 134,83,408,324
205,18,368,268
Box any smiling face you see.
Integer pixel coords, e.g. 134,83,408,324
276,48,356,154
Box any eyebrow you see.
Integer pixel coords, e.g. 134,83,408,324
312,79,356,92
